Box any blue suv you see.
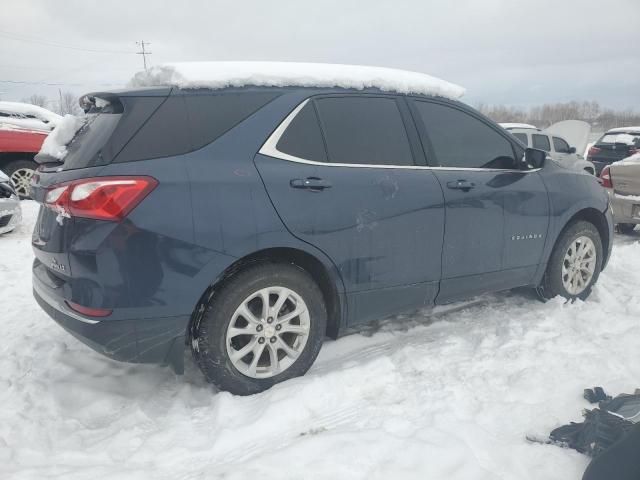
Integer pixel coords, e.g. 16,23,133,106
31,71,612,395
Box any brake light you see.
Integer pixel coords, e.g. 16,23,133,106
588,146,602,157
600,166,613,188
45,176,158,221
65,300,112,317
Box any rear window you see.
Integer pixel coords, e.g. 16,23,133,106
599,133,640,145
62,113,123,170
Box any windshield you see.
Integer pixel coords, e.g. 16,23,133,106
61,112,122,170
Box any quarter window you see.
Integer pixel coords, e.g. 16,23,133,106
276,101,327,162
314,96,414,166
413,100,517,169
552,137,570,153
532,134,551,152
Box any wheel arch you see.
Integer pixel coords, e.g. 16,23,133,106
188,247,344,345
549,207,611,271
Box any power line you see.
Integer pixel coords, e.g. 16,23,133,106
136,40,152,71
0,29,135,54
0,79,123,87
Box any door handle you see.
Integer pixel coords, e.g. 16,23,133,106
290,177,332,191
446,180,475,192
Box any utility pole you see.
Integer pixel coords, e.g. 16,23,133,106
136,40,152,71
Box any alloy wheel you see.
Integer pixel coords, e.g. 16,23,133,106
10,167,34,197
561,236,597,295
226,286,310,379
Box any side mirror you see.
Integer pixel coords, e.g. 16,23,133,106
568,146,576,154
524,148,546,169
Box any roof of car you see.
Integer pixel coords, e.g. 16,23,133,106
128,61,466,100
606,126,640,134
499,123,539,130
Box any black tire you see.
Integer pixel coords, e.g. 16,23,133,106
538,220,603,301
3,158,37,199
617,223,636,234
191,262,327,395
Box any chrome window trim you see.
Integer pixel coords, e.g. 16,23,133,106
258,98,541,174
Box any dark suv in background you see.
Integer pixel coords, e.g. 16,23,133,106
31,76,612,395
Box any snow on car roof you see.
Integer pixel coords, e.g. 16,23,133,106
130,61,466,99
499,123,539,130
0,101,62,125
607,126,640,134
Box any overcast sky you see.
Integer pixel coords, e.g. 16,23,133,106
1,0,638,110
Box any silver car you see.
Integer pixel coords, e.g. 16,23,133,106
0,169,22,234
601,155,640,233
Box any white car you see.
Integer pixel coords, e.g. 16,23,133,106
0,169,22,234
502,121,595,175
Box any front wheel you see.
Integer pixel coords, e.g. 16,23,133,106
191,263,327,395
538,220,603,301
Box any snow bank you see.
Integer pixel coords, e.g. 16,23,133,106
130,61,466,99
38,114,86,160
2,204,640,479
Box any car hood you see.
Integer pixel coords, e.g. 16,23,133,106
543,120,591,156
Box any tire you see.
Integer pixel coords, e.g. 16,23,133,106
191,262,327,395
3,158,37,199
538,220,603,301
617,223,636,234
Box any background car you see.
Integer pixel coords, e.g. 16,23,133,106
600,154,640,233
0,168,22,234
507,120,595,175
0,101,60,199
587,127,640,175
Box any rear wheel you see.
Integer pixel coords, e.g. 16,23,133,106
617,223,636,234
3,159,37,199
191,263,327,395
538,220,603,301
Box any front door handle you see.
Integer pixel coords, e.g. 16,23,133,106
446,180,475,192
290,177,332,191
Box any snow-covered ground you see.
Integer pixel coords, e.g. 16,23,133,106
1,201,639,480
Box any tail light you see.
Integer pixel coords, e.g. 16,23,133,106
45,176,158,221
588,146,602,157
600,166,613,188
629,147,638,156
66,300,112,317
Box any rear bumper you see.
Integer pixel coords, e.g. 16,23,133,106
0,197,22,234
606,189,640,225
33,264,189,373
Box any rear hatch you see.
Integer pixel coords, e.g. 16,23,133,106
30,88,171,280
589,131,640,167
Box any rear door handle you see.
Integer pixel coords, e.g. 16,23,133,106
446,180,475,191
290,177,332,191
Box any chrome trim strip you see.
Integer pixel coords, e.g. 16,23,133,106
35,283,101,325
258,99,541,174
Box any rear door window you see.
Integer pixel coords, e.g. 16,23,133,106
412,100,517,169
532,134,551,151
314,96,414,166
512,133,529,145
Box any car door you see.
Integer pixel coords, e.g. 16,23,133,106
409,98,549,303
255,94,445,325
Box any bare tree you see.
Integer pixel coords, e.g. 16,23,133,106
55,90,81,116
21,94,49,108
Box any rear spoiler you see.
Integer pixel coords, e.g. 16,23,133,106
79,93,124,114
